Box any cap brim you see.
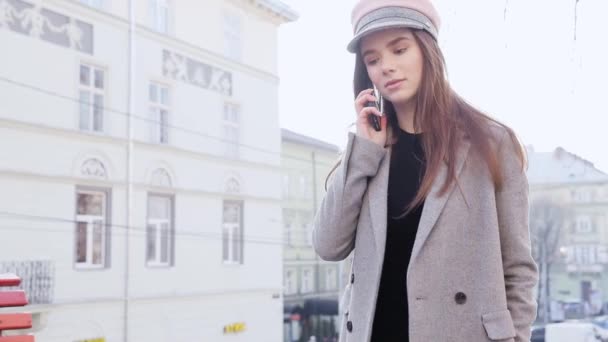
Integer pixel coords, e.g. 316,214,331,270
346,19,429,53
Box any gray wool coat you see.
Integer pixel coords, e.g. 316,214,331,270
312,126,539,342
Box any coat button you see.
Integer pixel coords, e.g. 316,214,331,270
350,274,355,284
455,292,467,304
346,320,353,332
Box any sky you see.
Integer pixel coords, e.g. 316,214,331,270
276,0,608,172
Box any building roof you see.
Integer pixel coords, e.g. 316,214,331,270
248,0,299,22
281,128,340,153
527,146,608,185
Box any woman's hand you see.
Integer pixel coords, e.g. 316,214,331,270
355,88,387,147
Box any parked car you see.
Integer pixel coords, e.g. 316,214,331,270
531,325,545,342
545,321,608,342
563,301,587,320
592,316,608,339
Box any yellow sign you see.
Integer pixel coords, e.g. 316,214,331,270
223,322,246,334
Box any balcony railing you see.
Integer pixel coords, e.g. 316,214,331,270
0,261,54,305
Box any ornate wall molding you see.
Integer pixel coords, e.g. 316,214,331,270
224,172,243,194
163,49,233,96
225,177,240,194
0,0,93,54
81,158,107,179
151,168,172,188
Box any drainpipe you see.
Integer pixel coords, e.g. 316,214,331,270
123,0,136,341
311,151,320,338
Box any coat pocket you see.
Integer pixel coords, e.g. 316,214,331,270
481,309,516,341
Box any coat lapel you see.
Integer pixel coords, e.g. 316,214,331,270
367,137,471,262
408,138,470,271
368,146,391,259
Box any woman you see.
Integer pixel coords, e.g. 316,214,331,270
312,0,539,341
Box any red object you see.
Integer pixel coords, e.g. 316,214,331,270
0,275,34,342
0,314,33,330
0,336,35,342
0,291,28,308
0,275,20,287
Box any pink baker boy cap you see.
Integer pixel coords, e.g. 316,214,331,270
347,0,441,53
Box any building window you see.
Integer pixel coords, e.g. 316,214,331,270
598,246,608,264
305,222,313,247
282,174,289,199
223,200,243,264
285,222,293,247
149,0,169,34
576,216,593,234
325,267,337,291
298,174,312,199
572,188,592,203
285,269,297,295
573,245,597,265
80,0,104,9
79,63,105,132
562,245,601,265
223,102,240,159
298,175,305,198
149,82,170,144
301,267,314,293
75,188,110,269
300,211,313,246
565,245,599,265
283,208,295,247
146,194,174,266
223,10,242,61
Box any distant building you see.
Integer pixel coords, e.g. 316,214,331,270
281,128,341,342
527,146,608,316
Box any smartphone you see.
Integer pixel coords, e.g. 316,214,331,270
366,83,382,132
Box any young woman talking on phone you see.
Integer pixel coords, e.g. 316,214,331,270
312,0,539,341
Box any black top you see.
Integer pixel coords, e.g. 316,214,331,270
370,128,426,342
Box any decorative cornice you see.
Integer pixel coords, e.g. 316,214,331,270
253,0,299,22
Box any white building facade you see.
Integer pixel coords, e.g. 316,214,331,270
0,0,297,341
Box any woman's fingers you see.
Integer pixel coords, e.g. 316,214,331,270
356,93,377,107
356,88,374,101
357,106,382,120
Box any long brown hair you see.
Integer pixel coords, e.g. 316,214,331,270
325,29,526,216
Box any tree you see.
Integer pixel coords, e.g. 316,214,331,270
529,197,568,323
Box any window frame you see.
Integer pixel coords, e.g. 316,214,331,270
283,208,294,247
222,9,243,61
284,268,297,295
300,267,314,294
79,0,104,10
148,81,171,144
222,200,244,265
146,193,175,268
74,187,111,270
78,62,107,133
282,173,289,199
149,0,170,34
222,102,241,159
325,267,337,291
576,216,594,234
